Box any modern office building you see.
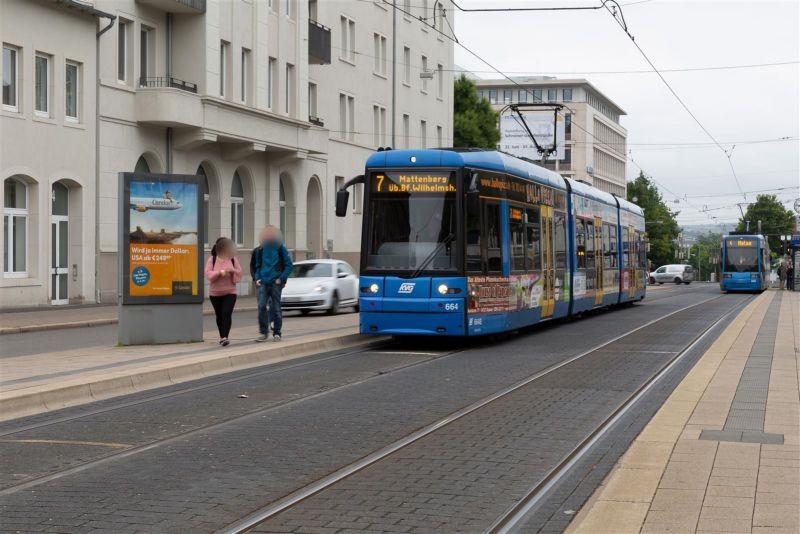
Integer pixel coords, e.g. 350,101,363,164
475,76,627,197
1,0,455,308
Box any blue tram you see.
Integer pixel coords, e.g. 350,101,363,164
335,149,647,336
719,234,770,292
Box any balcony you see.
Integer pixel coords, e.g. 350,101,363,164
308,20,331,65
136,0,205,13
139,77,198,93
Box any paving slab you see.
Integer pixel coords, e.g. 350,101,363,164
568,290,800,534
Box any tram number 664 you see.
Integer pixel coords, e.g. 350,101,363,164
444,302,459,311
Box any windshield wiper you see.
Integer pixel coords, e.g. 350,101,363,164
404,233,456,279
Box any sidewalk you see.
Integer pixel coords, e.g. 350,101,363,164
0,312,368,422
568,290,799,534
0,297,259,335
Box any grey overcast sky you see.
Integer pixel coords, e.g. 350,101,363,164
453,0,800,224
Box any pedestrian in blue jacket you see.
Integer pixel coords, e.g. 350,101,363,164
254,226,293,341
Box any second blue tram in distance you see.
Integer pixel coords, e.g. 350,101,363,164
335,149,648,337
719,234,770,292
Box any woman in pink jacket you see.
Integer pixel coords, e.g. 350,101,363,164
205,237,242,346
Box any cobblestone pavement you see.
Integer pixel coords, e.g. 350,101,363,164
0,285,739,533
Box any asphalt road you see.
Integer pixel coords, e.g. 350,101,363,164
0,284,745,533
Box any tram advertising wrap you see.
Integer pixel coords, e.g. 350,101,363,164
119,173,204,304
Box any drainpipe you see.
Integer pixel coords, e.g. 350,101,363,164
165,13,174,173
95,14,116,304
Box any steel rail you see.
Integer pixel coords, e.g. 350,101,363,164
221,293,727,534
487,296,752,533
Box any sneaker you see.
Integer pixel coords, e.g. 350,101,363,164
221,339,230,347
255,334,268,342
272,334,282,342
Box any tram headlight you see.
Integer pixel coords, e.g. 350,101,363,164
369,283,380,294
437,284,448,295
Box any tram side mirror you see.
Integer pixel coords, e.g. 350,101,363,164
335,189,350,217
466,190,479,215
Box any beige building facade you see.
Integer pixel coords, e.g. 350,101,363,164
475,77,627,197
1,0,454,308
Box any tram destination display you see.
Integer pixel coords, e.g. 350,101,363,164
119,172,204,305
371,171,456,194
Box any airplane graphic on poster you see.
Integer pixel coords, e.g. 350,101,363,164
130,191,183,212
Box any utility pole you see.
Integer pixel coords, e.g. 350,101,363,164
391,1,397,148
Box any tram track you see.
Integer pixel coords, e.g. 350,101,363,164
219,292,736,534
0,284,694,440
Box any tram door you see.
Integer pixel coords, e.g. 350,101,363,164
594,217,604,306
540,206,556,318
628,225,636,299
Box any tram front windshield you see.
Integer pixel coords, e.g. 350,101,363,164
364,171,459,274
724,240,759,273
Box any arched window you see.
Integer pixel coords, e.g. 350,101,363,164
134,155,151,174
3,177,28,275
279,178,286,236
197,165,210,246
230,171,244,245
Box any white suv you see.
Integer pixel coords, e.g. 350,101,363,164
650,264,695,285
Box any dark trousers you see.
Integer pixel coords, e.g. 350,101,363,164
210,294,237,338
257,283,283,335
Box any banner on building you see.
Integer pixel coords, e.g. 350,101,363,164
119,173,204,304
499,111,565,161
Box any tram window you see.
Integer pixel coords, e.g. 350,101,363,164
608,225,618,268
554,211,567,270
602,223,613,269
575,219,586,269
485,202,502,273
585,221,595,269
622,231,631,268
525,207,541,271
509,205,525,272
465,195,482,274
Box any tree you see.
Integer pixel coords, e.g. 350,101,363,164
453,74,500,148
689,232,723,282
735,194,796,253
627,171,681,268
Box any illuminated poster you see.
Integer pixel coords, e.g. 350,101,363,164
120,173,203,304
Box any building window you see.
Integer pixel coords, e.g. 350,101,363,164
373,33,387,76
117,20,128,82
285,0,292,18
140,26,153,83
339,93,354,140
339,16,355,63
437,125,443,147
241,48,251,104
547,88,556,101
352,182,363,214
563,87,572,102
437,63,443,99
421,55,428,93
402,113,410,148
372,105,386,146
220,41,229,97
65,61,79,121
488,89,497,104
285,63,294,114
420,120,427,148
503,89,512,104
3,45,19,110
518,89,528,103
279,178,286,234
309,0,318,20
267,57,276,109
308,82,318,119
3,178,28,276
230,172,244,246
34,53,50,116
533,89,542,102
403,46,411,85
564,113,572,140
563,147,572,166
